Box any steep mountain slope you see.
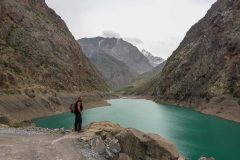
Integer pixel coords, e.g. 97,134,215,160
0,0,108,124
142,49,165,67
89,54,137,89
78,37,153,74
0,0,108,93
152,0,240,122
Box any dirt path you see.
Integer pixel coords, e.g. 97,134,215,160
0,128,84,160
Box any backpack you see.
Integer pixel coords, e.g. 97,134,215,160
69,103,75,113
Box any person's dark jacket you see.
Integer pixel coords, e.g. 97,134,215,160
74,101,83,115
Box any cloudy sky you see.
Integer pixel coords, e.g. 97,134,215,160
46,0,216,59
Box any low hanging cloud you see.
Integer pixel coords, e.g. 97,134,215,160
102,30,143,45
102,30,121,38
123,37,143,45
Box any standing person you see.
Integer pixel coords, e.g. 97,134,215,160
74,96,83,132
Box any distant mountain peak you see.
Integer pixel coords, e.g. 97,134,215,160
142,49,165,67
78,37,154,89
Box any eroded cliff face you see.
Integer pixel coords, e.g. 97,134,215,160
0,0,108,94
153,0,240,121
0,0,108,124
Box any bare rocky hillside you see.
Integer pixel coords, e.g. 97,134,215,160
152,0,240,122
0,0,109,124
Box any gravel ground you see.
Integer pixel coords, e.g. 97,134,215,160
0,127,85,160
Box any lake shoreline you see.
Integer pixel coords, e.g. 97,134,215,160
34,98,240,160
126,95,240,124
0,91,118,127
32,99,111,122
30,94,240,129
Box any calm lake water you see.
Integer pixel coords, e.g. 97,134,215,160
34,98,240,160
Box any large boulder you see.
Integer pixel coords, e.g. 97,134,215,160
116,128,179,160
78,122,182,160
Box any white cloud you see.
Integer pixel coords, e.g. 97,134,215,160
123,38,143,45
102,30,121,38
45,0,216,58
101,30,143,45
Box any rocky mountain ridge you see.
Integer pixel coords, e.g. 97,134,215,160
78,37,153,74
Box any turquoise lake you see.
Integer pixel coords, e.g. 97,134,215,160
34,98,240,160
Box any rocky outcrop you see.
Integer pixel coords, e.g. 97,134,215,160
116,129,179,160
78,37,154,89
78,122,181,160
151,0,240,122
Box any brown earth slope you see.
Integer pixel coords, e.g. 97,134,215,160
0,0,109,124
152,0,240,122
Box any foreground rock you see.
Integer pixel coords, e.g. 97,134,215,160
0,122,183,160
77,122,181,160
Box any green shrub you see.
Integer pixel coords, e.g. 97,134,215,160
12,120,32,128
228,87,240,98
229,87,234,94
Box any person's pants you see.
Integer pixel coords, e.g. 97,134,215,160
74,114,82,132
